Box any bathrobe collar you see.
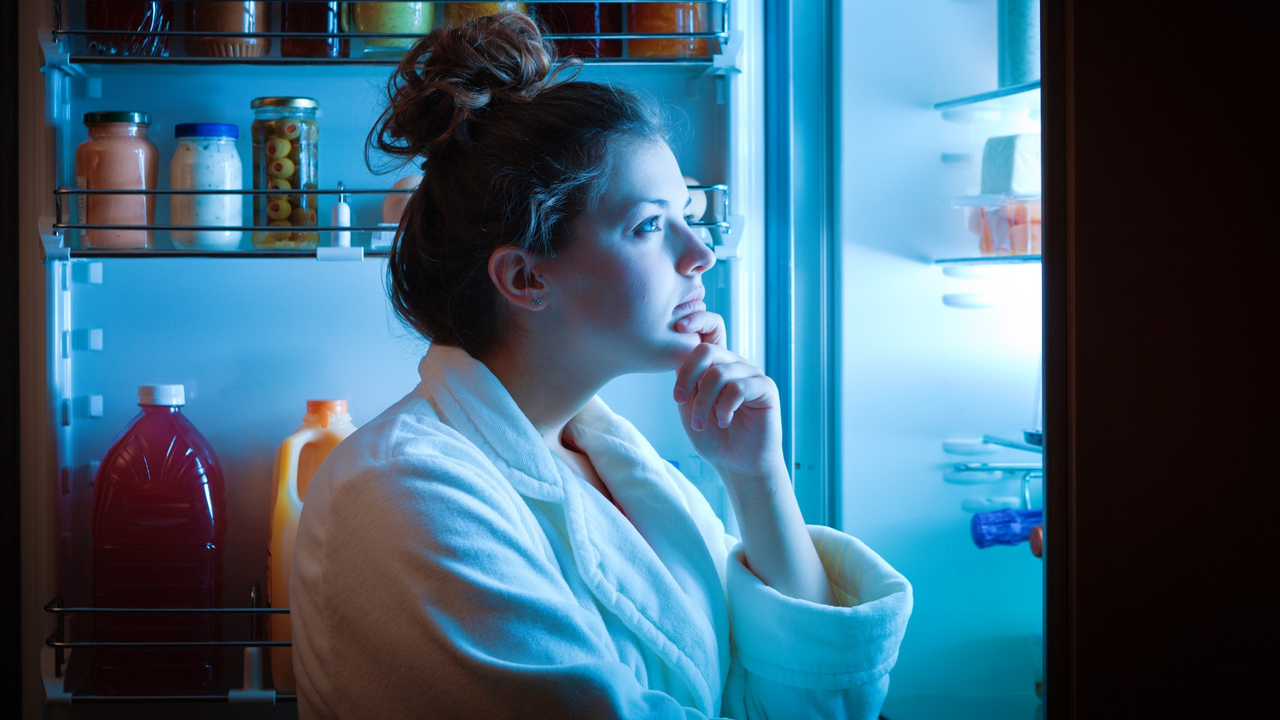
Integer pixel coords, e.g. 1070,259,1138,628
416,345,726,714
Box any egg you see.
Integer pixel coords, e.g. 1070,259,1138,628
382,174,423,225
683,176,708,223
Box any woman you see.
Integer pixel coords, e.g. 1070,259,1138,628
291,12,911,720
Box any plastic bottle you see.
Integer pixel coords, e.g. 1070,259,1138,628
92,384,225,695
269,400,356,692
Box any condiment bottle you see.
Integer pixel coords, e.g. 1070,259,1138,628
186,2,271,58
75,111,159,249
539,3,621,58
92,384,226,695
268,400,357,693
282,2,348,58
627,2,709,58
250,97,320,249
169,123,244,250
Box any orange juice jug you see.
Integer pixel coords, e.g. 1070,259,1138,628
268,399,356,692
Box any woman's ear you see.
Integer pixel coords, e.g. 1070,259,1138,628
488,247,547,311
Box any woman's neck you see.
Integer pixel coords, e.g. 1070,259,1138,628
478,343,610,447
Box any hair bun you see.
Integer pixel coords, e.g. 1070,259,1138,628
370,11,557,165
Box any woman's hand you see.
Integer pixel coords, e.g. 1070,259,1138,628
673,311,788,486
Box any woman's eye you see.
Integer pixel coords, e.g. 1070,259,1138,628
637,216,661,233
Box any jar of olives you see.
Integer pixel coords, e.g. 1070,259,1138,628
250,97,319,249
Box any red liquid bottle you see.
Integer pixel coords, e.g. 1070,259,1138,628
539,3,622,59
92,384,226,695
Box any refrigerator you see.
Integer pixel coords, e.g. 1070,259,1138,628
15,1,1052,718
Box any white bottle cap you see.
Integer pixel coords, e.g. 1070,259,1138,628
138,384,186,406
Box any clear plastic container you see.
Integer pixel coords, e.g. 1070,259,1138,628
75,111,159,249
967,198,1043,256
91,385,226,695
250,97,319,249
169,123,244,250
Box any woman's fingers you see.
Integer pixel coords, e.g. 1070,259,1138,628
675,310,726,347
689,363,767,432
674,342,717,404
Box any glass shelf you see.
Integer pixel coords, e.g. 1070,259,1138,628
934,255,1041,266
51,0,732,69
934,81,1041,112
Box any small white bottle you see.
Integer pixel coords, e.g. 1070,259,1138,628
169,123,243,250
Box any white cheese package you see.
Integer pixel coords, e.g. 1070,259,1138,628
980,133,1042,196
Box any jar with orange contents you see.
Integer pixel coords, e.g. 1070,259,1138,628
627,2,709,58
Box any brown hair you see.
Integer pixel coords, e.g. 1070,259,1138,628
369,11,668,357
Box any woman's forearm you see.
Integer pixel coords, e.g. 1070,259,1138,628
721,463,836,606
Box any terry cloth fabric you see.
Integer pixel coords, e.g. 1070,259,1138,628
290,344,912,719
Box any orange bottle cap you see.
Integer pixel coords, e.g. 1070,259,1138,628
305,399,349,429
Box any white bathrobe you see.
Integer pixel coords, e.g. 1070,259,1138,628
291,345,912,719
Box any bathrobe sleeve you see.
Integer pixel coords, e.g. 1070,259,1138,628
305,448,729,720
658,464,912,720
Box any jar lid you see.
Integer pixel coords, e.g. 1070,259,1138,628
250,97,319,109
175,123,239,139
83,111,151,126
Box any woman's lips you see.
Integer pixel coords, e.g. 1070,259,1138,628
673,291,706,318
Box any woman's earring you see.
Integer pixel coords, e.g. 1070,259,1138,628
529,296,544,306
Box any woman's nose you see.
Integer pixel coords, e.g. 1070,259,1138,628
676,223,716,276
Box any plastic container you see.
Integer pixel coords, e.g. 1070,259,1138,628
91,385,226,695
75,111,159,249
445,2,529,25
627,2,709,58
250,97,320,249
282,2,349,58
84,1,173,57
971,508,1043,549
185,2,271,58
343,2,435,53
539,3,621,58
268,400,357,693
967,198,1042,256
170,123,244,250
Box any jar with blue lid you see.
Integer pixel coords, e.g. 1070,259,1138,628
170,122,244,250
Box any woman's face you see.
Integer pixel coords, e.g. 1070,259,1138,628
538,138,717,374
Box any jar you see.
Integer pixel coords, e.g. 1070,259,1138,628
342,2,434,53
539,3,621,58
282,2,349,58
250,98,319,249
186,2,271,58
627,2,708,58
84,1,173,57
75,111,159,249
170,124,244,251
445,3,528,25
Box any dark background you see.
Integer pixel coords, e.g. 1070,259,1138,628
1044,1,1269,716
